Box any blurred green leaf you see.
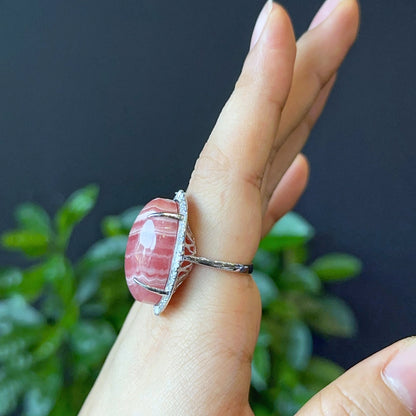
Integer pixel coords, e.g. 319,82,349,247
260,213,314,251
46,256,74,305
284,321,312,371
39,291,64,323
99,296,130,330
15,203,51,236
76,235,127,304
42,255,68,283
279,264,321,294
0,295,44,327
1,230,49,257
0,375,28,416
5,352,34,373
311,253,362,281
253,249,280,277
274,388,303,416
79,302,106,319
262,321,284,355
0,327,39,364
75,278,100,306
32,326,66,362
252,271,279,307
49,394,74,416
257,327,272,348
101,216,121,237
284,245,309,265
275,383,315,416
275,361,300,390
0,268,23,293
0,394,17,416
98,269,130,307
303,296,357,338
23,372,62,416
62,302,80,332
301,357,344,393
101,206,140,237
55,184,99,247
18,266,47,301
80,235,127,271
269,298,299,321
0,185,362,416
21,255,72,303
70,320,116,367
251,403,273,416
251,344,271,392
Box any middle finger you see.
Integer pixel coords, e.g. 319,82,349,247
261,0,360,206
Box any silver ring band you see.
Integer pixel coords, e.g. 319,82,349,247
183,255,253,274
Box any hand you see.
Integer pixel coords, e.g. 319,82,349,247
79,2,415,416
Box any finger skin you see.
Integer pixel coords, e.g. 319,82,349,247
80,285,260,416
187,4,297,265
297,338,416,416
262,153,309,237
280,0,359,140
79,3,361,415
263,0,360,200
265,74,336,192
80,7,297,415
204,4,296,186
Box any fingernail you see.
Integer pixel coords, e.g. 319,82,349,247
309,0,344,30
250,0,273,50
383,340,416,414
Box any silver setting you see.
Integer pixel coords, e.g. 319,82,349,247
153,190,188,315
134,190,254,315
133,277,169,296
148,212,184,221
183,255,253,274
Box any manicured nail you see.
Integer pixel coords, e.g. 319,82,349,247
309,0,344,30
383,341,416,414
250,0,273,50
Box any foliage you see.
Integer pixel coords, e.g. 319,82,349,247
0,187,361,416
250,213,361,415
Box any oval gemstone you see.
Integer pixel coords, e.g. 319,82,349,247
124,198,179,304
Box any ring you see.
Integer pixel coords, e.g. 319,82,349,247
124,190,253,315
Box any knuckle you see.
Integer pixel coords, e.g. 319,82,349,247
240,168,264,191
332,384,368,416
190,143,232,185
316,382,392,416
191,142,263,192
316,386,362,416
234,64,285,114
234,70,255,93
312,65,330,93
302,112,315,136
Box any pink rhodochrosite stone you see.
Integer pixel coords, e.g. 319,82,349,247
124,198,179,305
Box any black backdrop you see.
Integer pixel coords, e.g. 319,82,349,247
0,0,415,369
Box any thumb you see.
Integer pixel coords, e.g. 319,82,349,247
298,337,416,416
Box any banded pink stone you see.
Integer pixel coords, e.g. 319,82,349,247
124,198,179,304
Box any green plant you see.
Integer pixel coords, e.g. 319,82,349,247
250,213,361,415
0,186,361,416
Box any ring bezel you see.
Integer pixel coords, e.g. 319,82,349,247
153,190,188,315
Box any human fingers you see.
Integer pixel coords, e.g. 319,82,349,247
297,338,416,416
263,0,360,201
262,153,309,237
80,5,298,415
187,2,296,263
263,74,336,204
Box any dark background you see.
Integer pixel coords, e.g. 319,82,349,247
0,0,415,369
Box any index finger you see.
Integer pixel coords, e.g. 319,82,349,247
187,3,296,262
